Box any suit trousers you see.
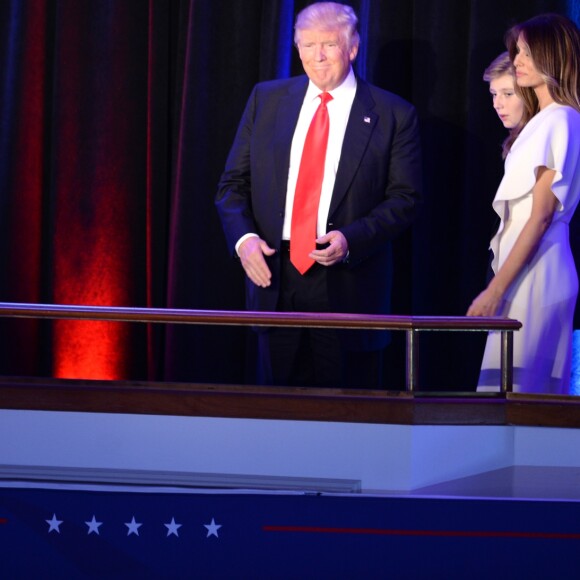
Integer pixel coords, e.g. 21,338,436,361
256,249,383,389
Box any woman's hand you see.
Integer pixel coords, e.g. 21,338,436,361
467,286,504,317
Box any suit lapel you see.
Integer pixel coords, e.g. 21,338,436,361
329,81,377,217
274,78,308,211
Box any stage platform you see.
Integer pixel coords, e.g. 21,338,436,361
1,377,580,577
1,375,579,494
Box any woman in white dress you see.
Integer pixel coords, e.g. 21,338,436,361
468,14,580,394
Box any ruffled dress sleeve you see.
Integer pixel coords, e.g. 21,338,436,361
489,105,580,272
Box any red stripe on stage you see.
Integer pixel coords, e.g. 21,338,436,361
262,526,580,539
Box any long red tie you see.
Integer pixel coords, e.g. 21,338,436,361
290,92,333,274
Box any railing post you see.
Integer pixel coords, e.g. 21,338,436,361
406,329,418,392
500,330,514,393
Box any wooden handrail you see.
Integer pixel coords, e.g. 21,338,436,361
0,302,521,330
0,302,521,392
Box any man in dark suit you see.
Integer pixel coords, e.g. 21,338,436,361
216,2,422,388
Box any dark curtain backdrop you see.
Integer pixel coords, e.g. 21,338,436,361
0,0,578,390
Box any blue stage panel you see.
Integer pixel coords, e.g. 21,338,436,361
1,486,580,578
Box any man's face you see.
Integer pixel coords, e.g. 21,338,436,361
296,29,358,92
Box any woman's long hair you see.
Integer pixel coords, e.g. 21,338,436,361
506,13,580,117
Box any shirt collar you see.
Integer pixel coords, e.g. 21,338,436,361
305,67,357,102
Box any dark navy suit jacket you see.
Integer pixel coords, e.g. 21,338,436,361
216,75,422,349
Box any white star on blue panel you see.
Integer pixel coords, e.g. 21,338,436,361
85,515,102,535
164,517,182,537
46,514,63,533
204,518,222,538
125,516,142,536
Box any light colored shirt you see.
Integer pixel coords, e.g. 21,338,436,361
235,68,357,254
282,68,357,240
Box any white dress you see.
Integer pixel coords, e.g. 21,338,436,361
478,103,580,394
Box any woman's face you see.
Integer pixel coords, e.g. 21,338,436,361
513,34,546,90
489,74,525,129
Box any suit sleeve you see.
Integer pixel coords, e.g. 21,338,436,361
215,88,259,256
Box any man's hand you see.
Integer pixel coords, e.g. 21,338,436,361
238,236,275,287
311,230,349,266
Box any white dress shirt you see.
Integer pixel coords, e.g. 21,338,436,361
236,68,357,254
282,68,357,240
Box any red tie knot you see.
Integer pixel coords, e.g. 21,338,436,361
319,92,333,106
